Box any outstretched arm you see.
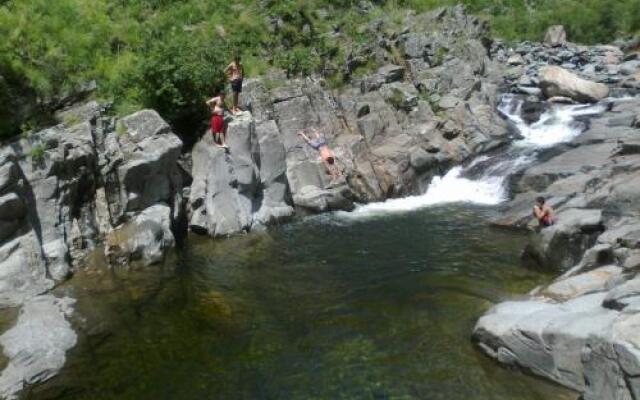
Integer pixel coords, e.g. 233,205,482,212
297,130,311,143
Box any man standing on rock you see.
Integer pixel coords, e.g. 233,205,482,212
224,54,243,114
533,196,555,227
206,91,228,149
298,128,341,179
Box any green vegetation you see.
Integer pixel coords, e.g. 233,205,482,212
1,0,639,139
28,144,46,160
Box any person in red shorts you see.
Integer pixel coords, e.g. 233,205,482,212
206,91,228,148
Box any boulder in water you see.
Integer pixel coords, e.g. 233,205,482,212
0,295,76,400
539,66,609,103
521,208,605,271
105,204,175,266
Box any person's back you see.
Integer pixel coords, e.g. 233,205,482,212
226,61,243,81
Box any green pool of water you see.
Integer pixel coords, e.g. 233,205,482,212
38,205,575,400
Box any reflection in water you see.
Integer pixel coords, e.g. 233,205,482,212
41,205,576,400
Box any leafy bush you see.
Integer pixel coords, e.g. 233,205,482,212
138,32,225,131
0,0,639,139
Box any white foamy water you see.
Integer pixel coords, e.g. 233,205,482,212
499,97,607,148
336,95,607,220
341,167,506,219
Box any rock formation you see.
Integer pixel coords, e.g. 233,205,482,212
0,104,187,398
186,5,511,238
539,65,610,102
474,36,640,400
544,25,568,47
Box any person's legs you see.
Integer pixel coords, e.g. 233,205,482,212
210,116,220,146
231,79,242,113
233,92,239,113
220,131,227,148
212,115,226,147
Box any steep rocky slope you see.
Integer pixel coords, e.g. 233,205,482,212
187,6,512,235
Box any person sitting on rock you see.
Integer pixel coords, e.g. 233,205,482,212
224,54,244,114
533,196,555,227
206,91,228,149
297,128,341,178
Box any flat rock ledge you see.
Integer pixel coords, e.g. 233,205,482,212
0,295,76,400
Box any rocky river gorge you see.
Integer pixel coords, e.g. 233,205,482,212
0,5,640,399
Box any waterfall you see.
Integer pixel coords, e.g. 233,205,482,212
340,95,608,220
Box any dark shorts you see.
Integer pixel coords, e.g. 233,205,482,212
326,156,335,165
540,216,554,227
231,78,243,93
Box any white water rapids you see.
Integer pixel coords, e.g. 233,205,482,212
340,95,608,220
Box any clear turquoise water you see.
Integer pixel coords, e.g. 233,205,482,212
38,205,575,400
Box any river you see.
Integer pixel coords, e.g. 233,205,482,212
30,96,608,399
37,204,574,400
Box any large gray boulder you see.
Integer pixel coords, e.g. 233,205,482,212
539,66,609,103
105,204,175,266
475,276,640,400
544,25,567,47
189,113,293,237
0,295,76,400
102,110,183,226
189,115,257,237
522,208,605,271
253,120,294,226
474,292,618,392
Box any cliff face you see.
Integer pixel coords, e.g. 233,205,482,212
0,105,187,398
186,6,511,236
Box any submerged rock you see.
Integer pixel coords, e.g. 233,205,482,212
105,204,176,266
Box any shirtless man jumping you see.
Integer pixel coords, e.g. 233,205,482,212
298,128,341,178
